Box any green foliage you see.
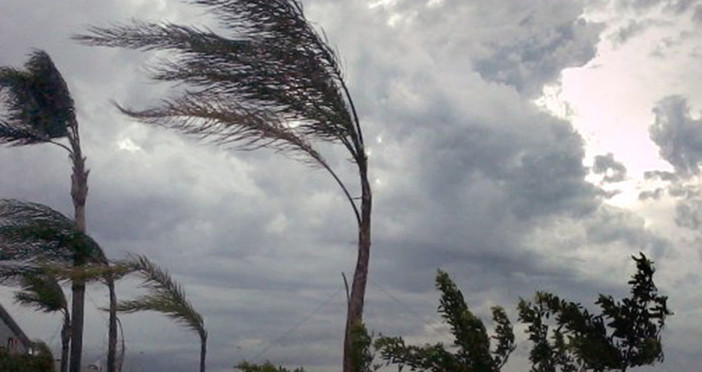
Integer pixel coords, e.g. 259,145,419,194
0,199,106,264
350,322,381,372
375,270,515,371
375,255,669,372
518,253,671,372
14,272,67,314
0,50,74,145
117,255,206,341
0,341,54,372
117,255,207,371
236,361,305,372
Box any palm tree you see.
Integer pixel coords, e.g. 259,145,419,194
76,2,371,369
5,271,71,372
117,255,207,372
0,51,118,372
0,199,107,372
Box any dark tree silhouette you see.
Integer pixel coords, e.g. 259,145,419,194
376,255,670,372
76,2,371,369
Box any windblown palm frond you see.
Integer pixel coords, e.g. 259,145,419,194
14,272,67,313
0,263,72,372
118,255,207,371
119,255,206,340
74,0,362,161
0,50,75,145
0,199,105,264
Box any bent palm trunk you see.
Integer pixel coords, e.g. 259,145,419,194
343,159,372,372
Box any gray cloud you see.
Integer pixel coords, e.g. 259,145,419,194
694,5,702,25
0,0,692,371
650,95,702,175
469,3,603,96
616,0,698,13
593,153,628,183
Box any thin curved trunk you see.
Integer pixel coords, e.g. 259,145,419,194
107,276,118,372
60,309,71,372
116,317,125,372
343,157,372,372
200,334,207,372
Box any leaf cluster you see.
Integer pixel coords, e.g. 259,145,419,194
375,270,515,372
116,255,207,342
376,255,670,372
0,50,74,145
0,199,106,264
236,361,305,372
75,0,363,164
0,340,54,372
518,253,670,371
13,271,67,314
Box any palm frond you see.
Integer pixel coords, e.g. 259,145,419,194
0,199,106,264
14,272,67,313
74,0,361,163
0,50,74,145
0,261,45,284
118,255,206,340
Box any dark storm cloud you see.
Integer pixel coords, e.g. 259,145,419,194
650,95,702,175
593,153,628,183
0,0,686,371
474,15,601,96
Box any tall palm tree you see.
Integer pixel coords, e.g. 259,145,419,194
76,2,371,369
117,255,207,372
0,51,118,372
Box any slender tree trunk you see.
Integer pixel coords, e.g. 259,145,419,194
69,136,88,372
69,280,85,372
60,310,71,372
116,317,125,372
200,334,207,372
107,276,118,372
343,158,372,372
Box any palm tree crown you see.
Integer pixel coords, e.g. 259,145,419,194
0,200,105,264
0,50,75,145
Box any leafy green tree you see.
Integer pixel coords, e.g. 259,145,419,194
375,254,669,372
0,340,55,372
236,361,305,372
0,51,118,372
116,255,207,372
76,2,372,369
518,253,670,372
375,270,515,372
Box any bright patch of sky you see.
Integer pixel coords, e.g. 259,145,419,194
536,1,702,211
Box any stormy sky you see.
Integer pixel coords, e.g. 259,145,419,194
0,0,701,371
